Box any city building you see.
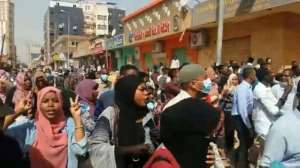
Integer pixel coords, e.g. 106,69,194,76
52,35,88,69
122,0,195,71
44,0,84,65
190,0,300,70
123,0,300,71
28,44,43,68
76,0,125,37
0,0,15,66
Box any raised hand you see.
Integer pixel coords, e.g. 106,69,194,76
70,96,81,119
15,98,32,114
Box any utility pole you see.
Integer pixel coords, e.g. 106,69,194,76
216,0,225,66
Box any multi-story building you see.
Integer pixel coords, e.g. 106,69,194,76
44,0,84,64
77,0,125,37
0,0,15,65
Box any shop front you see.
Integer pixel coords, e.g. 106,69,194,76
106,34,127,70
190,0,300,70
123,0,197,71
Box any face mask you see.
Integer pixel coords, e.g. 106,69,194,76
201,78,212,94
146,100,157,111
100,74,108,82
79,103,90,114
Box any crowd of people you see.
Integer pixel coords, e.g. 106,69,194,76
0,56,299,168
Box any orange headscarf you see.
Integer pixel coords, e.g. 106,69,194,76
29,87,68,168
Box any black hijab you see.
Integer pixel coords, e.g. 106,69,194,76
114,75,148,146
161,98,220,168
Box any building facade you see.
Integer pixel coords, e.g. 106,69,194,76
77,0,125,37
44,0,84,65
123,0,196,71
0,0,15,65
123,0,300,71
189,0,300,70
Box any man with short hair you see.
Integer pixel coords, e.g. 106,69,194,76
231,66,257,168
253,68,292,137
163,64,206,111
271,69,295,115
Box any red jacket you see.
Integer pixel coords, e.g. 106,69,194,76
144,146,180,168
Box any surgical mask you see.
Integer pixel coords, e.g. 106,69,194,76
201,78,212,94
79,103,90,114
100,74,108,82
146,100,157,111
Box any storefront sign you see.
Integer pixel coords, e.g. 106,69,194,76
106,34,124,50
131,21,170,42
191,0,298,27
124,0,184,46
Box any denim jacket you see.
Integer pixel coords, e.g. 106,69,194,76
6,117,88,168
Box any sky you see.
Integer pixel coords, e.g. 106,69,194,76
14,0,149,64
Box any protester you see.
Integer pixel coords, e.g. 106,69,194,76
231,66,256,168
163,64,206,110
33,71,48,93
260,81,300,167
90,75,152,168
4,87,87,168
0,99,26,167
220,73,239,152
272,69,296,114
75,79,98,133
253,68,291,139
94,64,139,119
163,69,180,101
0,69,10,103
96,69,111,95
6,72,33,109
62,72,80,117
160,98,220,168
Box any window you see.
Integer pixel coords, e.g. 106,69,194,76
97,25,106,30
97,15,106,20
85,5,90,11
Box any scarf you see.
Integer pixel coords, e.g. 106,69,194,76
0,69,9,103
29,87,68,168
225,73,238,93
33,71,47,93
75,79,98,115
114,75,148,146
12,72,32,106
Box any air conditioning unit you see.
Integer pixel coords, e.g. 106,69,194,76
190,30,208,48
152,41,164,53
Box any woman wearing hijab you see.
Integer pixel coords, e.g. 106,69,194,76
62,73,80,117
75,79,98,134
4,86,87,168
33,71,48,94
0,69,10,103
76,79,99,116
220,73,239,155
6,72,36,121
90,75,152,168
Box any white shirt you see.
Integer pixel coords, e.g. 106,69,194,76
260,108,300,167
252,82,281,137
272,83,296,115
163,90,191,111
